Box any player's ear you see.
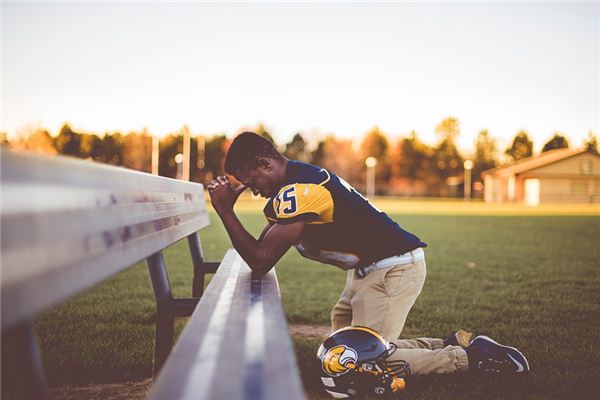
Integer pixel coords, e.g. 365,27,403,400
257,157,272,171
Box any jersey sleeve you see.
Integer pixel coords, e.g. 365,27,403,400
271,183,334,225
263,198,277,223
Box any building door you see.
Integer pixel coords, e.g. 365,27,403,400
524,178,540,206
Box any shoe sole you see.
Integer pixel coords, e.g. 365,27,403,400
472,335,530,373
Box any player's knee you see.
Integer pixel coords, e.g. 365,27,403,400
330,311,350,330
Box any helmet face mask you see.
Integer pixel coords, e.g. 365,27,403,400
317,326,406,399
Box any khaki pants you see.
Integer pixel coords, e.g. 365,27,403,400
330,255,468,375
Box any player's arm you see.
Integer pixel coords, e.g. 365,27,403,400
208,177,304,275
214,210,305,276
258,221,275,242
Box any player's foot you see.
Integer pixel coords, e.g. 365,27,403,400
466,335,530,374
443,329,474,348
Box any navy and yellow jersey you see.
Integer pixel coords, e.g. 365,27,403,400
263,161,426,270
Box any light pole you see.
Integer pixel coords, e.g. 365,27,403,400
196,135,205,170
175,153,184,180
365,156,378,199
151,135,159,175
182,126,191,181
463,160,473,200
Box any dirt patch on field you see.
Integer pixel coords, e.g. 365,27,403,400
290,323,331,339
53,381,328,400
51,324,329,400
52,379,152,400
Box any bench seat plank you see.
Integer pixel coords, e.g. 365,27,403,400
148,249,305,400
1,150,209,329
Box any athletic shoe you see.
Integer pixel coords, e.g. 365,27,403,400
466,335,530,374
443,329,474,348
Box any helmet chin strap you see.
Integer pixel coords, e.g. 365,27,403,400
386,342,397,357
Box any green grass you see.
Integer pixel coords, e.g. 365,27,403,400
34,200,600,399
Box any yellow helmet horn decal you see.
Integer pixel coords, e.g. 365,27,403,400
322,345,358,377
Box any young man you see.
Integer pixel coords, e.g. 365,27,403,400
208,132,529,378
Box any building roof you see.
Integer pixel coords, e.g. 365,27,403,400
482,148,592,177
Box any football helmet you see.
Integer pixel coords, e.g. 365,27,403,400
317,326,407,399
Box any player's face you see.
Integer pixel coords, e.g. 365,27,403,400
234,165,278,198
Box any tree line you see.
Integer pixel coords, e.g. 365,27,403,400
2,118,598,197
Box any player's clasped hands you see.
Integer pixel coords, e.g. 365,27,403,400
207,175,247,214
207,175,230,191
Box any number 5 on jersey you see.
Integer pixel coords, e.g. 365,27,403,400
275,187,297,215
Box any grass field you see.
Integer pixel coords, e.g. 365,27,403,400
35,198,600,399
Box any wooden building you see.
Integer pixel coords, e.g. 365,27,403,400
482,148,600,204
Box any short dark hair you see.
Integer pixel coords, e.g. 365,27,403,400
225,132,282,174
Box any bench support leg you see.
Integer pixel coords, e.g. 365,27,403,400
145,240,219,379
153,312,174,378
146,251,175,378
187,233,221,298
1,321,52,400
187,232,206,297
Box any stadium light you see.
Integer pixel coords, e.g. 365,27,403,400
175,153,184,180
182,127,191,181
365,156,378,199
152,135,160,175
464,159,473,200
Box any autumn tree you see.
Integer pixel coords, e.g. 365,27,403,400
255,123,276,147
473,129,497,182
392,131,433,181
310,139,326,167
435,117,460,141
54,123,82,157
283,132,310,162
204,134,230,181
9,128,57,155
433,117,463,195
123,129,152,172
505,130,533,162
584,131,599,155
541,132,569,153
98,132,125,165
79,133,102,160
389,131,436,196
311,136,361,188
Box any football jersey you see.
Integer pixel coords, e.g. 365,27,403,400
263,161,427,270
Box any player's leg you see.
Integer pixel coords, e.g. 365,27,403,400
394,337,444,350
330,270,354,332
395,329,474,350
385,346,469,376
387,335,530,376
350,258,426,341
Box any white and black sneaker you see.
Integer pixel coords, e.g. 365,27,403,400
466,335,530,374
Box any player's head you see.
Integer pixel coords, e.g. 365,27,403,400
317,326,406,399
225,132,286,198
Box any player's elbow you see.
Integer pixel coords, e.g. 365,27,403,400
247,260,275,276
246,250,276,276
249,266,270,279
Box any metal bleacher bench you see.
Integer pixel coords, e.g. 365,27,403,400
0,149,304,400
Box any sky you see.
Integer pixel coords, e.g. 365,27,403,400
2,1,599,154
